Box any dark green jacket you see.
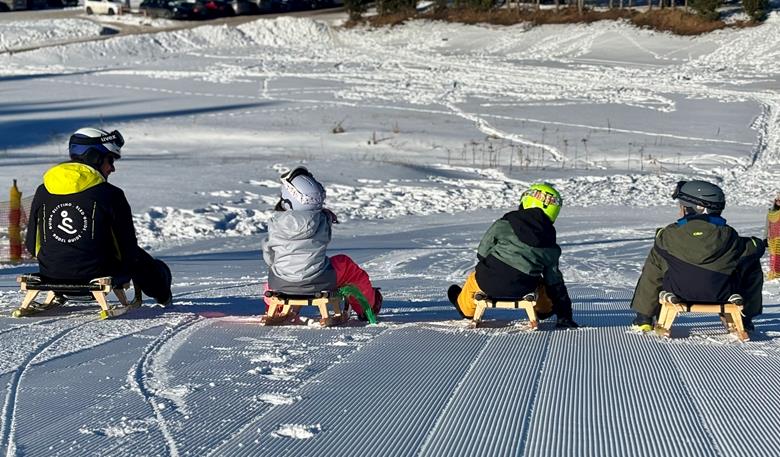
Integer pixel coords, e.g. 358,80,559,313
475,207,572,317
631,214,765,317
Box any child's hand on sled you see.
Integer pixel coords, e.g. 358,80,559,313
323,208,339,224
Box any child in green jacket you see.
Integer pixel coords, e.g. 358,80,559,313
448,183,578,328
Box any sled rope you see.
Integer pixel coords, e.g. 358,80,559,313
338,285,377,324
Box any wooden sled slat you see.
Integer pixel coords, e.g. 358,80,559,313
13,275,142,319
655,293,749,341
262,290,349,327
471,292,539,329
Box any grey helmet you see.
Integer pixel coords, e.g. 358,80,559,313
279,167,326,211
672,180,725,213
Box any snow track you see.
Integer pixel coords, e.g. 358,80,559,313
0,317,95,457
128,314,202,457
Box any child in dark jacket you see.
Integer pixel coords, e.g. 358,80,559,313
448,183,578,328
261,167,381,319
631,180,765,332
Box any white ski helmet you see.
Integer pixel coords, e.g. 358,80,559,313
68,127,124,166
279,167,326,211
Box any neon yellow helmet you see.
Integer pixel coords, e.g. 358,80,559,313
520,183,562,223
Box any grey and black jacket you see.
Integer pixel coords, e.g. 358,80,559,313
261,209,336,294
475,207,573,318
631,214,765,318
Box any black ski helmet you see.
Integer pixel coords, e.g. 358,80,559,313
672,180,725,213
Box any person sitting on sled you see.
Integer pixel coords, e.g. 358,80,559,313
448,182,579,328
25,127,173,307
261,167,381,320
630,180,765,332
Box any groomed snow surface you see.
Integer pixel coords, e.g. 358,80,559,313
1,13,780,456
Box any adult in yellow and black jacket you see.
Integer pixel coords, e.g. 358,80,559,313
448,183,578,328
25,127,172,306
631,180,765,331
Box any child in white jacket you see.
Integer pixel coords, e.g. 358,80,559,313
261,167,381,319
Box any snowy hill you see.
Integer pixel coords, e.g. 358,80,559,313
0,13,779,456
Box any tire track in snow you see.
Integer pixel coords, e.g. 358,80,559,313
0,316,96,457
128,313,202,457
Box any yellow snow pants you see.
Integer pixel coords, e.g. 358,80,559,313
457,272,553,318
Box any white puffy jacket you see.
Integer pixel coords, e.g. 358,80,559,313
262,210,334,290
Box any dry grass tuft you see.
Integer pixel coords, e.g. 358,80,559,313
346,6,759,36
631,8,725,35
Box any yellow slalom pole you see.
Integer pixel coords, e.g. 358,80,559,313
9,180,22,263
768,209,780,280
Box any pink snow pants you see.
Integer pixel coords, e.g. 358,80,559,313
263,254,379,315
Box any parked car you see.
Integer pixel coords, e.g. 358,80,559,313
170,1,198,18
191,0,234,18
139,0,174,17
228,0,259,15
84,0,126,14
268,0,310,11
1,0,47,9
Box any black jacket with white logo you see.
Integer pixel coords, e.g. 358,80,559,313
25,162,138,282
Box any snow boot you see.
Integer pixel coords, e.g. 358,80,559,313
357,288,382,322
373,288,383,315
536,310,555,321
554,310,579,329
632,313,654,332
447,285,467,319
741,315,755,332
555,317,580,329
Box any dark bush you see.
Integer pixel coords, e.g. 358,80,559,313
377,0,416,15
742,0,768,20
689,0,720,20
344,0,367,20
454,0,496,11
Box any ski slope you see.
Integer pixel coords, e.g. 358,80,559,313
0,12,779,456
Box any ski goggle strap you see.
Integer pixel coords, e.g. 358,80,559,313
523,188,561,207
671,181,685,200
69,130,124,149
672,180,725,211
280,166,312,183
69,130,124,158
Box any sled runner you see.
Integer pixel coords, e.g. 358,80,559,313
262,285,379,327
655,291,749,341
262,290,351,327
471,291,538,329
13,274,141,319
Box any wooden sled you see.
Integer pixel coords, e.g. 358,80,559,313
262,290,350,327
471,291,538,329
655,292,749,341
14,274,142,319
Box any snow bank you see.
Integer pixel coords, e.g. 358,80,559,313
0,19,104,51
